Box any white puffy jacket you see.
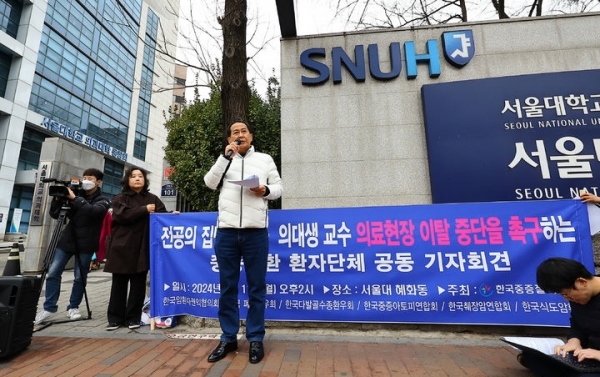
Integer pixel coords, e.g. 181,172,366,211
204,146,283,228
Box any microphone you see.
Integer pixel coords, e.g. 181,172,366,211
226,139,241,159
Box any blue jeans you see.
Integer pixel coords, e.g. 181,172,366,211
214,228,268,342
44,247,92,313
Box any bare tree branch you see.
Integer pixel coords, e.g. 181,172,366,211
333,0,599,30
111,0,278,99
334,0,466,29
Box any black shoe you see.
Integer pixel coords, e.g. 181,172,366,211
106,322,120,331
249,341,264,364
207,341,238,362
128,322,141,329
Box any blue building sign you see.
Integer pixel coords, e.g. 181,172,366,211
39,117,128,161
161,184,177,197
300,30,474,85
422,69,600,204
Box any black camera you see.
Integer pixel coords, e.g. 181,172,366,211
41,178,82,198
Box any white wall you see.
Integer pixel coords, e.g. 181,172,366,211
0,0,47,239
23,138,106,273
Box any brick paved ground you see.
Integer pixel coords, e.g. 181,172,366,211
0,336,533,377
0,251,540,376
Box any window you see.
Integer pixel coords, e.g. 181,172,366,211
8,185,33,234
29,76,84,127
18,127,47,171
146,9,158,41
116,0,142,25
97,28,135,87
88,107,128,151
36,29,90,98
0,0,22,38
133,132,147,160
101,159,124,199
30,76,129,151
139,68,153,102
92,69,132,125
0,49,11,97
132,7,160,162
99,0,139,54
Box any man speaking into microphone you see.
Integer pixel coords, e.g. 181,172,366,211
204,120,283,364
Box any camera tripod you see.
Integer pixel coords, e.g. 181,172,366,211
35,201,92,332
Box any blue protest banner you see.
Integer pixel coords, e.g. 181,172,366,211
150,199,593,326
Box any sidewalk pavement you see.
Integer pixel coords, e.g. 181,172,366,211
0,264,538,376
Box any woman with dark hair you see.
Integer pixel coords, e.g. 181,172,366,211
104,167,171,330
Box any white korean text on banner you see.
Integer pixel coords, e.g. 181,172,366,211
149,199,593,326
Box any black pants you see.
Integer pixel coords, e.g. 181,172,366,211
519,351,600,377
107,271,147,325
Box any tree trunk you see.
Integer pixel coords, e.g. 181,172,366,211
459,0,468,21
221,0,249,132
491,0,510,19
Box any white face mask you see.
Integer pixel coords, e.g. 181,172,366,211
81,179,96,191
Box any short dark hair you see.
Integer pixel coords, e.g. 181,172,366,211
536,257,593,293
83,168,104,181
227,120,252,136
121,167,149,192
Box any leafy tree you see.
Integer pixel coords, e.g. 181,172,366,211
164,82,222,212
249,74,282,209
164,74,281,211
249,74,281,169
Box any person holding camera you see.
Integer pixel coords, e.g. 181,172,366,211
35,168,110,325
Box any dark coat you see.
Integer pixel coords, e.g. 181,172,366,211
50,188,110,255
103,189,167,274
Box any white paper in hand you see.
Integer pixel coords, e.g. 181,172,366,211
229,174,259,188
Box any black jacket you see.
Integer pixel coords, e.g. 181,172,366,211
49,188,110,255
568,283,600,350
104,189,167,274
